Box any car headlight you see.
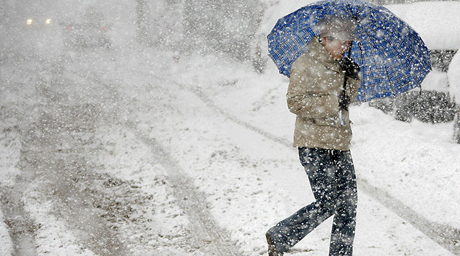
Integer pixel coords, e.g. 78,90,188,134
45,18,52,25
26,18,33,25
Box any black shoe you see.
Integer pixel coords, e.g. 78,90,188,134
266,232,283,256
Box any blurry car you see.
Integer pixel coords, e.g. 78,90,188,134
15,13,64,56
62,22,111,49
22,14,58,33
25,16,54,27
61,7,112,50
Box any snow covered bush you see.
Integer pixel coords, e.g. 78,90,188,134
395,91,456,124
369,91,457,124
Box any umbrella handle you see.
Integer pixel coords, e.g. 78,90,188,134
342,47,353,90
339,109,348,126
338,46,353,127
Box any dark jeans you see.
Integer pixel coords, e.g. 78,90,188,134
267,147,358,255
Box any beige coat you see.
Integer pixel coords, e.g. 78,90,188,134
287,37,361,151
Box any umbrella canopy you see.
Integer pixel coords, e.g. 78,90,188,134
267,0,432,102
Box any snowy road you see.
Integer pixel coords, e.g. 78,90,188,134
131,64,460,254
1,47,459,255
1,50,242,255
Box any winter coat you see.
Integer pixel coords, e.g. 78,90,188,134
286,37,361,151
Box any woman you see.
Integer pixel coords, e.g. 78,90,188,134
266,16,361,256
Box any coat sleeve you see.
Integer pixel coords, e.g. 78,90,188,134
347,75,361,103
286,57,340,119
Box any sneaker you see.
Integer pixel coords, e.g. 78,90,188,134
266,231,283,256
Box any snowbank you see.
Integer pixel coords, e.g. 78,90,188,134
386,2,460,50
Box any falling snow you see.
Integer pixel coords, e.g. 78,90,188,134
1,0,460,256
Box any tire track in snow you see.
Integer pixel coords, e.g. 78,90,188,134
4,59,129,255
19,103,129,256
0,108,35,256
69,69,242,256
141,71,460,255
1,170,38,256
126,122,242,256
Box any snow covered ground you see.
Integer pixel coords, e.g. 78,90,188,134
1,1,460,256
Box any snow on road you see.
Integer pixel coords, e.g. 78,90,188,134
1,45,459,256
106,49,459,255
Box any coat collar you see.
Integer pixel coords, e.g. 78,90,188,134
307,37,341,72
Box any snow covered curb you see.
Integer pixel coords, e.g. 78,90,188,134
0,210,13,256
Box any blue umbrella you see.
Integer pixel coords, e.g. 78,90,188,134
267,0,432,102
